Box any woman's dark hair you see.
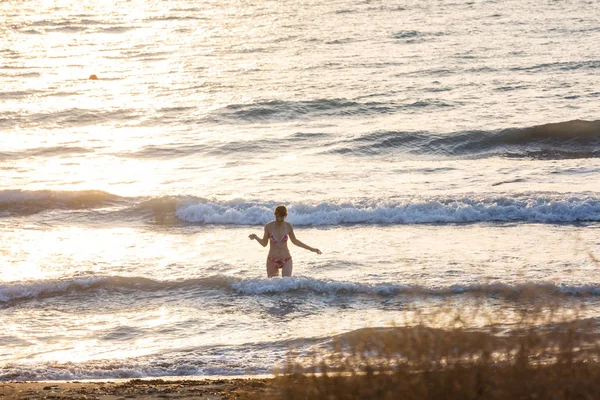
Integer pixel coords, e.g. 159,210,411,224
274,205,288,217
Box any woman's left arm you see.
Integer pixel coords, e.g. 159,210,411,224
288,224,322,254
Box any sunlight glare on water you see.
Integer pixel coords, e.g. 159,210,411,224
1,0,600,381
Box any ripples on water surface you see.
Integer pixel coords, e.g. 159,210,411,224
1,0,600,381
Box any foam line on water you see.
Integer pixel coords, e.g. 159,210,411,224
3,275,600,304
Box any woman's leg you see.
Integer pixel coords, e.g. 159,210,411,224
281,258,293,277
266,258,279,277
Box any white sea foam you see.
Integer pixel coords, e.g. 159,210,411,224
231,276,409,295
0,345,281,381
0,277,109,302
175,195,600,225
231,276,600,297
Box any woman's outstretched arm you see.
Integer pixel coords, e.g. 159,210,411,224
249,225,269,247
288,225,322,254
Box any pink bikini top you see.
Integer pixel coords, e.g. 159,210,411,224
270,225,289,243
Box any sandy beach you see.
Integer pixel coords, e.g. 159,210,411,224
0,378,275,400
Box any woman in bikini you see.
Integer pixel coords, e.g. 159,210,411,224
248,205,322,277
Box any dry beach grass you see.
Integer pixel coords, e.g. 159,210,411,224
272,286,600,400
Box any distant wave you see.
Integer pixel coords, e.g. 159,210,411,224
512,60,600,72
210,98,450,122
3,275,600,305
0,276,109,303
1,108,140,129
0,146,92,161
329,120,600,159
117,132,328,159
392,30,444,43
0,189,122,216
0,275,232,304
2,190,600,224
12,19,136,35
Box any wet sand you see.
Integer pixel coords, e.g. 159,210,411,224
0,378,275,400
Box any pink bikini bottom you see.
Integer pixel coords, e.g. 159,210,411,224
268,256,292,269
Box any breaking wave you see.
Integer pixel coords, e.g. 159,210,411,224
173,195,600,225
3,275,600,305
2,190,599,225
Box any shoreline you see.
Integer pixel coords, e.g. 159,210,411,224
1,373,276,384
0,377,276,399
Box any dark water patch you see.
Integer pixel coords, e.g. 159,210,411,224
121,49,174,60
0,146,92,161
79,19,103,25
548,26,600,34
0,70,42,78
27,146,92,157
504,149,600,160
47,26,87,33
393,30,422,39
423,86,453,93
143,15,204,22
400,67,456,78
0,90,43,99
211,98,453,123
335,9,357,14
494,84,530,92
325,38,356,45
491,178,526,187
3,108,140,129
159,106,197,113
123,144,209,159
170,7,204,12
119,132,329,159
0,112,20,129
393,30,445,43
331,130,429,156
467,66,499,73
42,91,81,98
512,60,600,72
367,6,407,12
101,326,146,341
395,167,457,175
0,49,18,54
30,20,64,27
327,120,600,159
96,26,139,34
214,99,393,121
0,335,31,347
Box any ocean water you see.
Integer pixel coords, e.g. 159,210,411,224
1,0,600,381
